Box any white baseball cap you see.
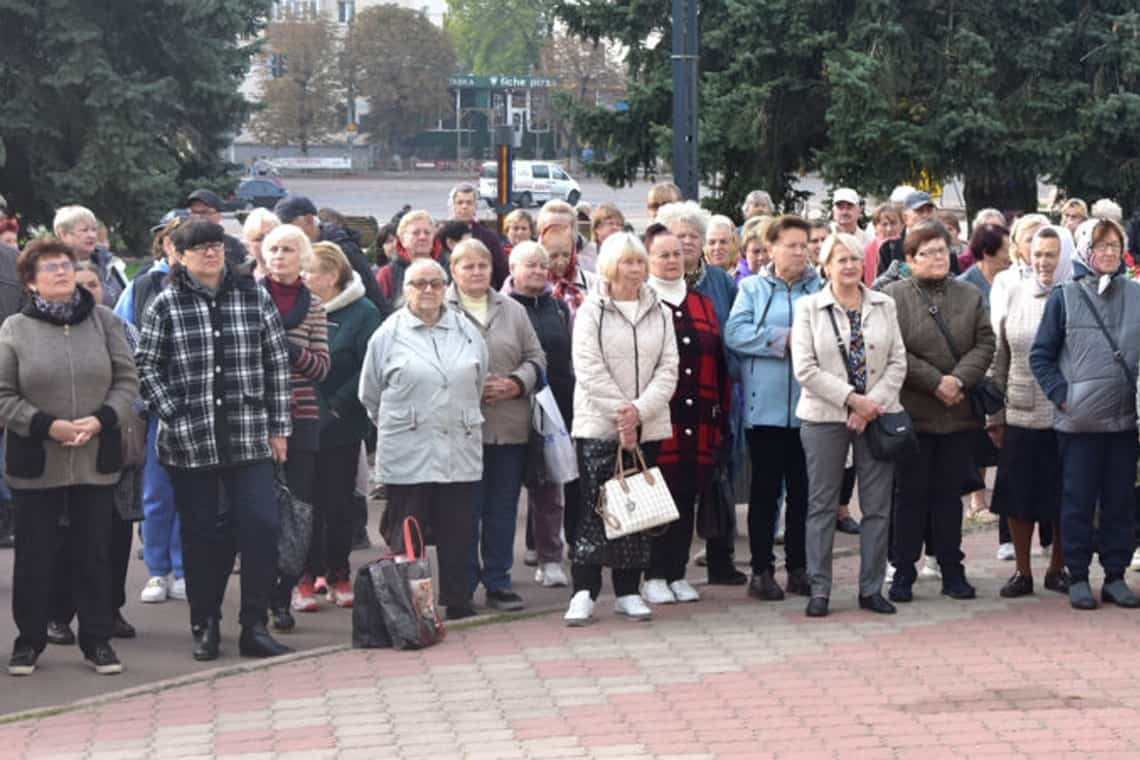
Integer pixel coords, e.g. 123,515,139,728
833,188,860,206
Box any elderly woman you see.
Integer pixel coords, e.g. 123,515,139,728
988,227,1073,598
647,183,682,222
640,227,730,605
503,209,536,254
1030,218,1140,610
540,210,596,316
52,206,122,306
591,203,626,251
564,232,678,625
727,216,822,601
242,207,280,279
883,220,995,603
445,239,545,612
705,215,740,272
741,190,774,221
136,220,293,661
736,218,772,283
657,202,738,329
1059,199,1088,234
0,238,138,676
257,225,331,630
359,257,488,621
375,210,443,320
791,234,906,617
297,242,382,609
864,205,902,286
504,242,574,588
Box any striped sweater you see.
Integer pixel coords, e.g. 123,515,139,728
262,279,330,452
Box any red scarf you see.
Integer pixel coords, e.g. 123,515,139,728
548,244,584,312
266,276,302,316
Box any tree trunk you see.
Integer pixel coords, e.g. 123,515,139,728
963,168,1037,227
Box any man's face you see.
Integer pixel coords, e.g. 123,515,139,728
832,201,858,231
188,201,221,225
808,227,828,264
904,204,934,227
451,192,477,222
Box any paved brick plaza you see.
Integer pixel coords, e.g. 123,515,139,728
2,529,1138,760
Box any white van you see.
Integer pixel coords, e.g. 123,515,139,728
479,161,582,208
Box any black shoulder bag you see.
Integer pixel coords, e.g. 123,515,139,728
911,282,1004,419
826,305,918,462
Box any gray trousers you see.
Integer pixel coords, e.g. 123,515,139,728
800,421,894,599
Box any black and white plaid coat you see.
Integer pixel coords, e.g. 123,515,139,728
136,266,292,470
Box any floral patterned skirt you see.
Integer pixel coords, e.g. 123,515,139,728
571,438,660,570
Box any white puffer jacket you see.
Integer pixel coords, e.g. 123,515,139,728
571,282,678,442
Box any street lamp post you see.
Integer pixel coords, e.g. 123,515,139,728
671,0,699,200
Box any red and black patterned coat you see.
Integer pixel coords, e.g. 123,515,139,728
656,290,732,482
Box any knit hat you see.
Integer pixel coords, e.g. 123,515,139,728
274,195,319,223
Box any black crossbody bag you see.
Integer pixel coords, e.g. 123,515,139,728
911,282,1004,419
825,306,918,462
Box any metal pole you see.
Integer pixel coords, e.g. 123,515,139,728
455,87,462,162
671,0,699,200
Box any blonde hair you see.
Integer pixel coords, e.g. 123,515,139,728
53,205,98,236
1060,198,1088,219
590,203,625,241
243,207,280,241
308,240,352,290
504,209,535,237
741,216,773,251
396,210,434,239
819,233,864,270
262,224,312,261
647,182,682,209
449,237,492,270
537,200,576,237
656,200,710,239
596,232,648,284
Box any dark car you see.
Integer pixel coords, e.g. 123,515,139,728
232,178,287,209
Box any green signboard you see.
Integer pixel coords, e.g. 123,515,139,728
448,75,557,89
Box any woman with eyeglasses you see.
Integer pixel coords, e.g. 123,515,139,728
883,220,995,604
359,257,488,621
1030,218,1140,611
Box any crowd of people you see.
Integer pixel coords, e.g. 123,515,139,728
0,178,1138,677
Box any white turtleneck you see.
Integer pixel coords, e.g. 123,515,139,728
647,275,687,306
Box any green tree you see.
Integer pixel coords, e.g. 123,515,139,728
348,5,457,152
446,0,551,75
250,9,344,154
0,0,270,251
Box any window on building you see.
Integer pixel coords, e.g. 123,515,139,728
337,0,354,23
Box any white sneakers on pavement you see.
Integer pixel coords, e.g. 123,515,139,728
641,579,676,605
140,576,169,604
535,562,568,587
168,577,187,601
564,590,595,626
996,542,1015,561
920,557,942,579
669,579,700,603
614,594,653,620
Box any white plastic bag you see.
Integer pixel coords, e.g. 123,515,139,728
533,386,579,484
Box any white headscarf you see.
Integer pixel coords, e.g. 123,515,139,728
1073,217,1128,295
1032,225,1075,289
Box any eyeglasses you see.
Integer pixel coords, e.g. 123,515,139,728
1093,242,1123,254
915,246,950,258
37,260,75,274
407,279,446,291
185,242,225,256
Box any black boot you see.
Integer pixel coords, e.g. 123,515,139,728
0,499,14,548
239,622,293,658
192,618,220,661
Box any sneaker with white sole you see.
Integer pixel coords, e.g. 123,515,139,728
615,594,653,620
140,575,169,604
919,558,941,579
329,578,354,608
1132,548,1140,572
535,562,568,587
996,542,1015,561
669,579,700,603
640,578,676,605
564,590,595,626
168,577,187,601
291,576,319,612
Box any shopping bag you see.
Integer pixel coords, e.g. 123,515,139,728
274,465,314,578
350,517,445,650
531,385,579,485
596,446,679,540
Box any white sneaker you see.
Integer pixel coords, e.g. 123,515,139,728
615,594,653,620
669,579,700,603
535,562,568,587
884,563,896,583
996,542,1015,561
1131,548,1140,572
168,577,187,601
640,578,676,605
564,590,595,626
140,575,169,603
919,558,941,579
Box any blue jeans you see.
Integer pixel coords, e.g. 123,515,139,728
142,415,183,578
469,444,526,594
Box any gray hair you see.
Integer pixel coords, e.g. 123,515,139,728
1091,198,1123,223
262,223,312,261
508,241,550,270
53,205,98,236
972,208,1005,228
1009,213,1050,246
741,190,773,215
404,257,447,286
706,214,736,242
242,207,280,240
596,232,648,284
657,200,710,240
448,183,479,212
818,233,864,270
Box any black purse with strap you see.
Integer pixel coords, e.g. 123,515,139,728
911,281,1004,418
825,305,918,462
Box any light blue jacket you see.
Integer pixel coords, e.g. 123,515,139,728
725,267,822,428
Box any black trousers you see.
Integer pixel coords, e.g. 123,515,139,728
271,451,317,608
168,461,279,629
305,444,359,581
12,486,114,654
892,432,973,584
571,565,641,600
648,470,699,582
51,508,132,622
747,426,808,574
385,482,476,609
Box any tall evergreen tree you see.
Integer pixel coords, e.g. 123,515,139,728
0,0,270,251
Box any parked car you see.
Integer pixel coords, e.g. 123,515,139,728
479,161,581,208
230,177,288,210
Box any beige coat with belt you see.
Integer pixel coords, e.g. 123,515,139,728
792,284,906,424
571,282,679,442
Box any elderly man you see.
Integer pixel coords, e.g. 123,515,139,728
876,190,944,277
447,183,509,289
742,190,774,220
830,188,874,250
185,190,248,268
274,194,384,311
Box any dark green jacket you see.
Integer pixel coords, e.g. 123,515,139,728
319,274,383,449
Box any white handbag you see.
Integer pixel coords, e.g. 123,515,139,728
596,446,679,540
